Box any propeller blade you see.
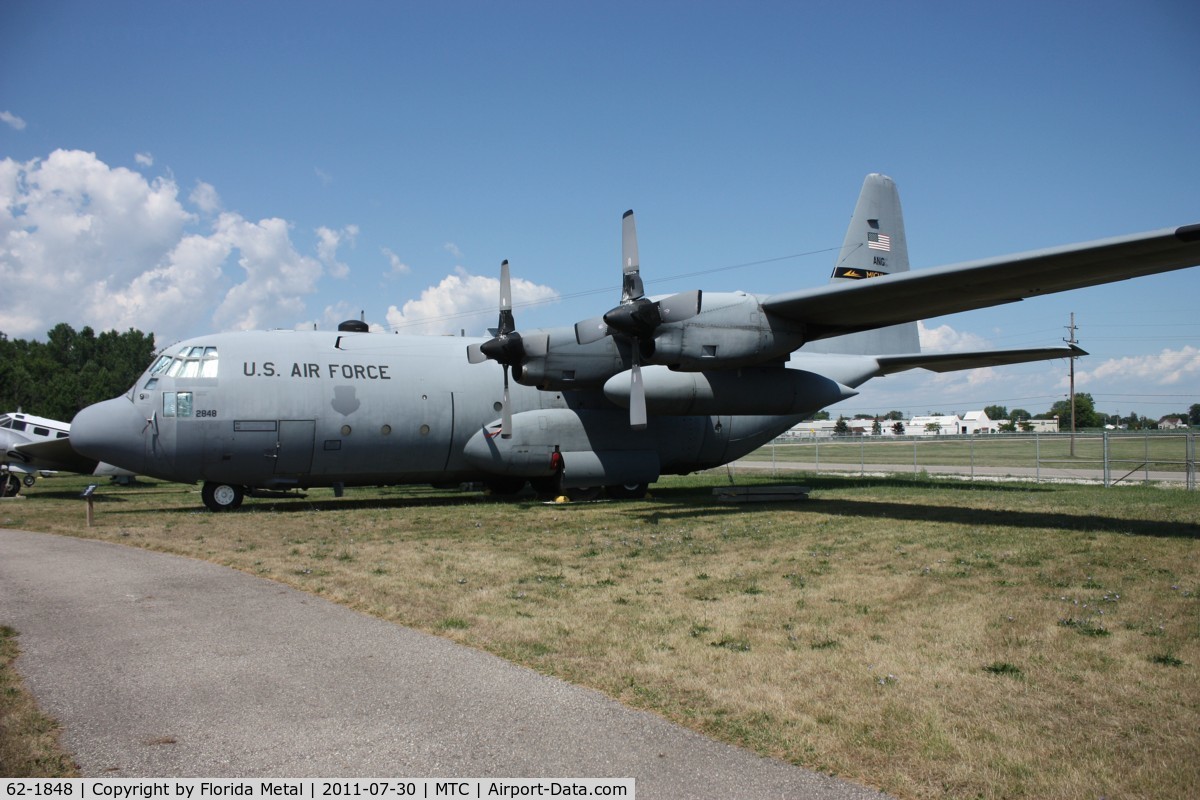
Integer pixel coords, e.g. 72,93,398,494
621,210,644,304
655,289,702,322
574,316,611,345
497,259,515,335
501,366,513,439
466,343,488,364
629,344,647,431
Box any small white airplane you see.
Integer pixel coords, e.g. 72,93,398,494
0,410,131,496
69,175,1200,510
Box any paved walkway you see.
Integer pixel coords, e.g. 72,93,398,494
0,529,889,799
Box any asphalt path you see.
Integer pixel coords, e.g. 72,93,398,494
0,529,891,799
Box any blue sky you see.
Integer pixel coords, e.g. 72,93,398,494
2,1,1198,419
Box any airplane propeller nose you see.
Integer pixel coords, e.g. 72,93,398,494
70,397,148,474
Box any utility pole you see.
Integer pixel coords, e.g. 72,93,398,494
1065,313,1079,457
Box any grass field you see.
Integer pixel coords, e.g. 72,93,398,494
2,472,1197,798
748,433,1196,479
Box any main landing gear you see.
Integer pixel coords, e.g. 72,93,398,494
1,474,21,498
201,481,245,512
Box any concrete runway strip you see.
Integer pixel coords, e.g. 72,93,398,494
0,529,890,799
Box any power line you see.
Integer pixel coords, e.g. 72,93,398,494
384,245,841,331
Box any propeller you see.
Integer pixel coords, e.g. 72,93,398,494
573,210,702,430
467,260,523,438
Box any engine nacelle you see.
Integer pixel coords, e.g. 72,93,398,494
645,292,806,370
512,327,626,390
604,365,857,416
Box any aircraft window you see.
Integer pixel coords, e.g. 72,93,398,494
56,432,68,439
188,346,205,358
177,392,193,417
204,347,218,358
33,426,49,436
149,355,173,376
163,392,177,418
167,359,185,377
181,360,200,378
200,358,218,378
10,421,26,432
145,378,158,390
0,419,9,429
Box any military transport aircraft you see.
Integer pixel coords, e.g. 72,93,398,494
69,174,1200,511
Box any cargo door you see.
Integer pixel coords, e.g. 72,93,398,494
276,420,315,475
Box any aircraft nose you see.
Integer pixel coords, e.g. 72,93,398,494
71,397,148,475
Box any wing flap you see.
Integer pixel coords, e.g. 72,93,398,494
764,225,1200,341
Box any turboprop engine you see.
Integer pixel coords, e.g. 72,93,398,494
602,365,856,416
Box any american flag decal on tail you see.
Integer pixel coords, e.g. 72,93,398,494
867,231,891,251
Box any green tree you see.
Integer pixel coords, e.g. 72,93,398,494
834,416,850,436
1190,404,1200,425
891,420,905,435
1048,393,1099,430
0,325,156,420
984,405,1008,420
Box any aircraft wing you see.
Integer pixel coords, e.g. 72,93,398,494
874,344,1086,375
763,224,1200,341
6,438,99,475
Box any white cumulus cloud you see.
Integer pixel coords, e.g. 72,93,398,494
1077,346,1200,387
316,224,357,279
0,149,357,344
382,247,410,275
190,181,221,214
385,267,559,336
0,111,26,131
917,320,991,352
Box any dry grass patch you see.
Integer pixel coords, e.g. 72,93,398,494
2,474,1197,798
0,626,79,777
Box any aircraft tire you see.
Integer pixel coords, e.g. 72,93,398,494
1,474,20,498
202,481,245,512
23,474,36,487
565,486,603,502
606,482,648,500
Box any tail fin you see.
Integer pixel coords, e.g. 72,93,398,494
803,173,921,356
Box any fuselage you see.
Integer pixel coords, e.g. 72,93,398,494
70,327,811,493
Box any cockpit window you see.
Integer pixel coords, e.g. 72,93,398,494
158,346,219,380
149,355,173,376
163,391,193,418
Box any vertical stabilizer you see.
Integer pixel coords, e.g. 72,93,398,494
803,173,921,356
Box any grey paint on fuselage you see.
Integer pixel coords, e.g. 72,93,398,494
92,329,799,492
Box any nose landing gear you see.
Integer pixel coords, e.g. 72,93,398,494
202,481,245,512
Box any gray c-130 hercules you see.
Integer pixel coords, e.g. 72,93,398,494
70,174,1200,511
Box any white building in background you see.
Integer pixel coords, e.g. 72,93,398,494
789,410,1060,437
907,414,963,435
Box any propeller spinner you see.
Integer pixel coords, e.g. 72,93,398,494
574,210,702,430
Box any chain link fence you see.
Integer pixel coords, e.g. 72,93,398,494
744,432,1196,489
